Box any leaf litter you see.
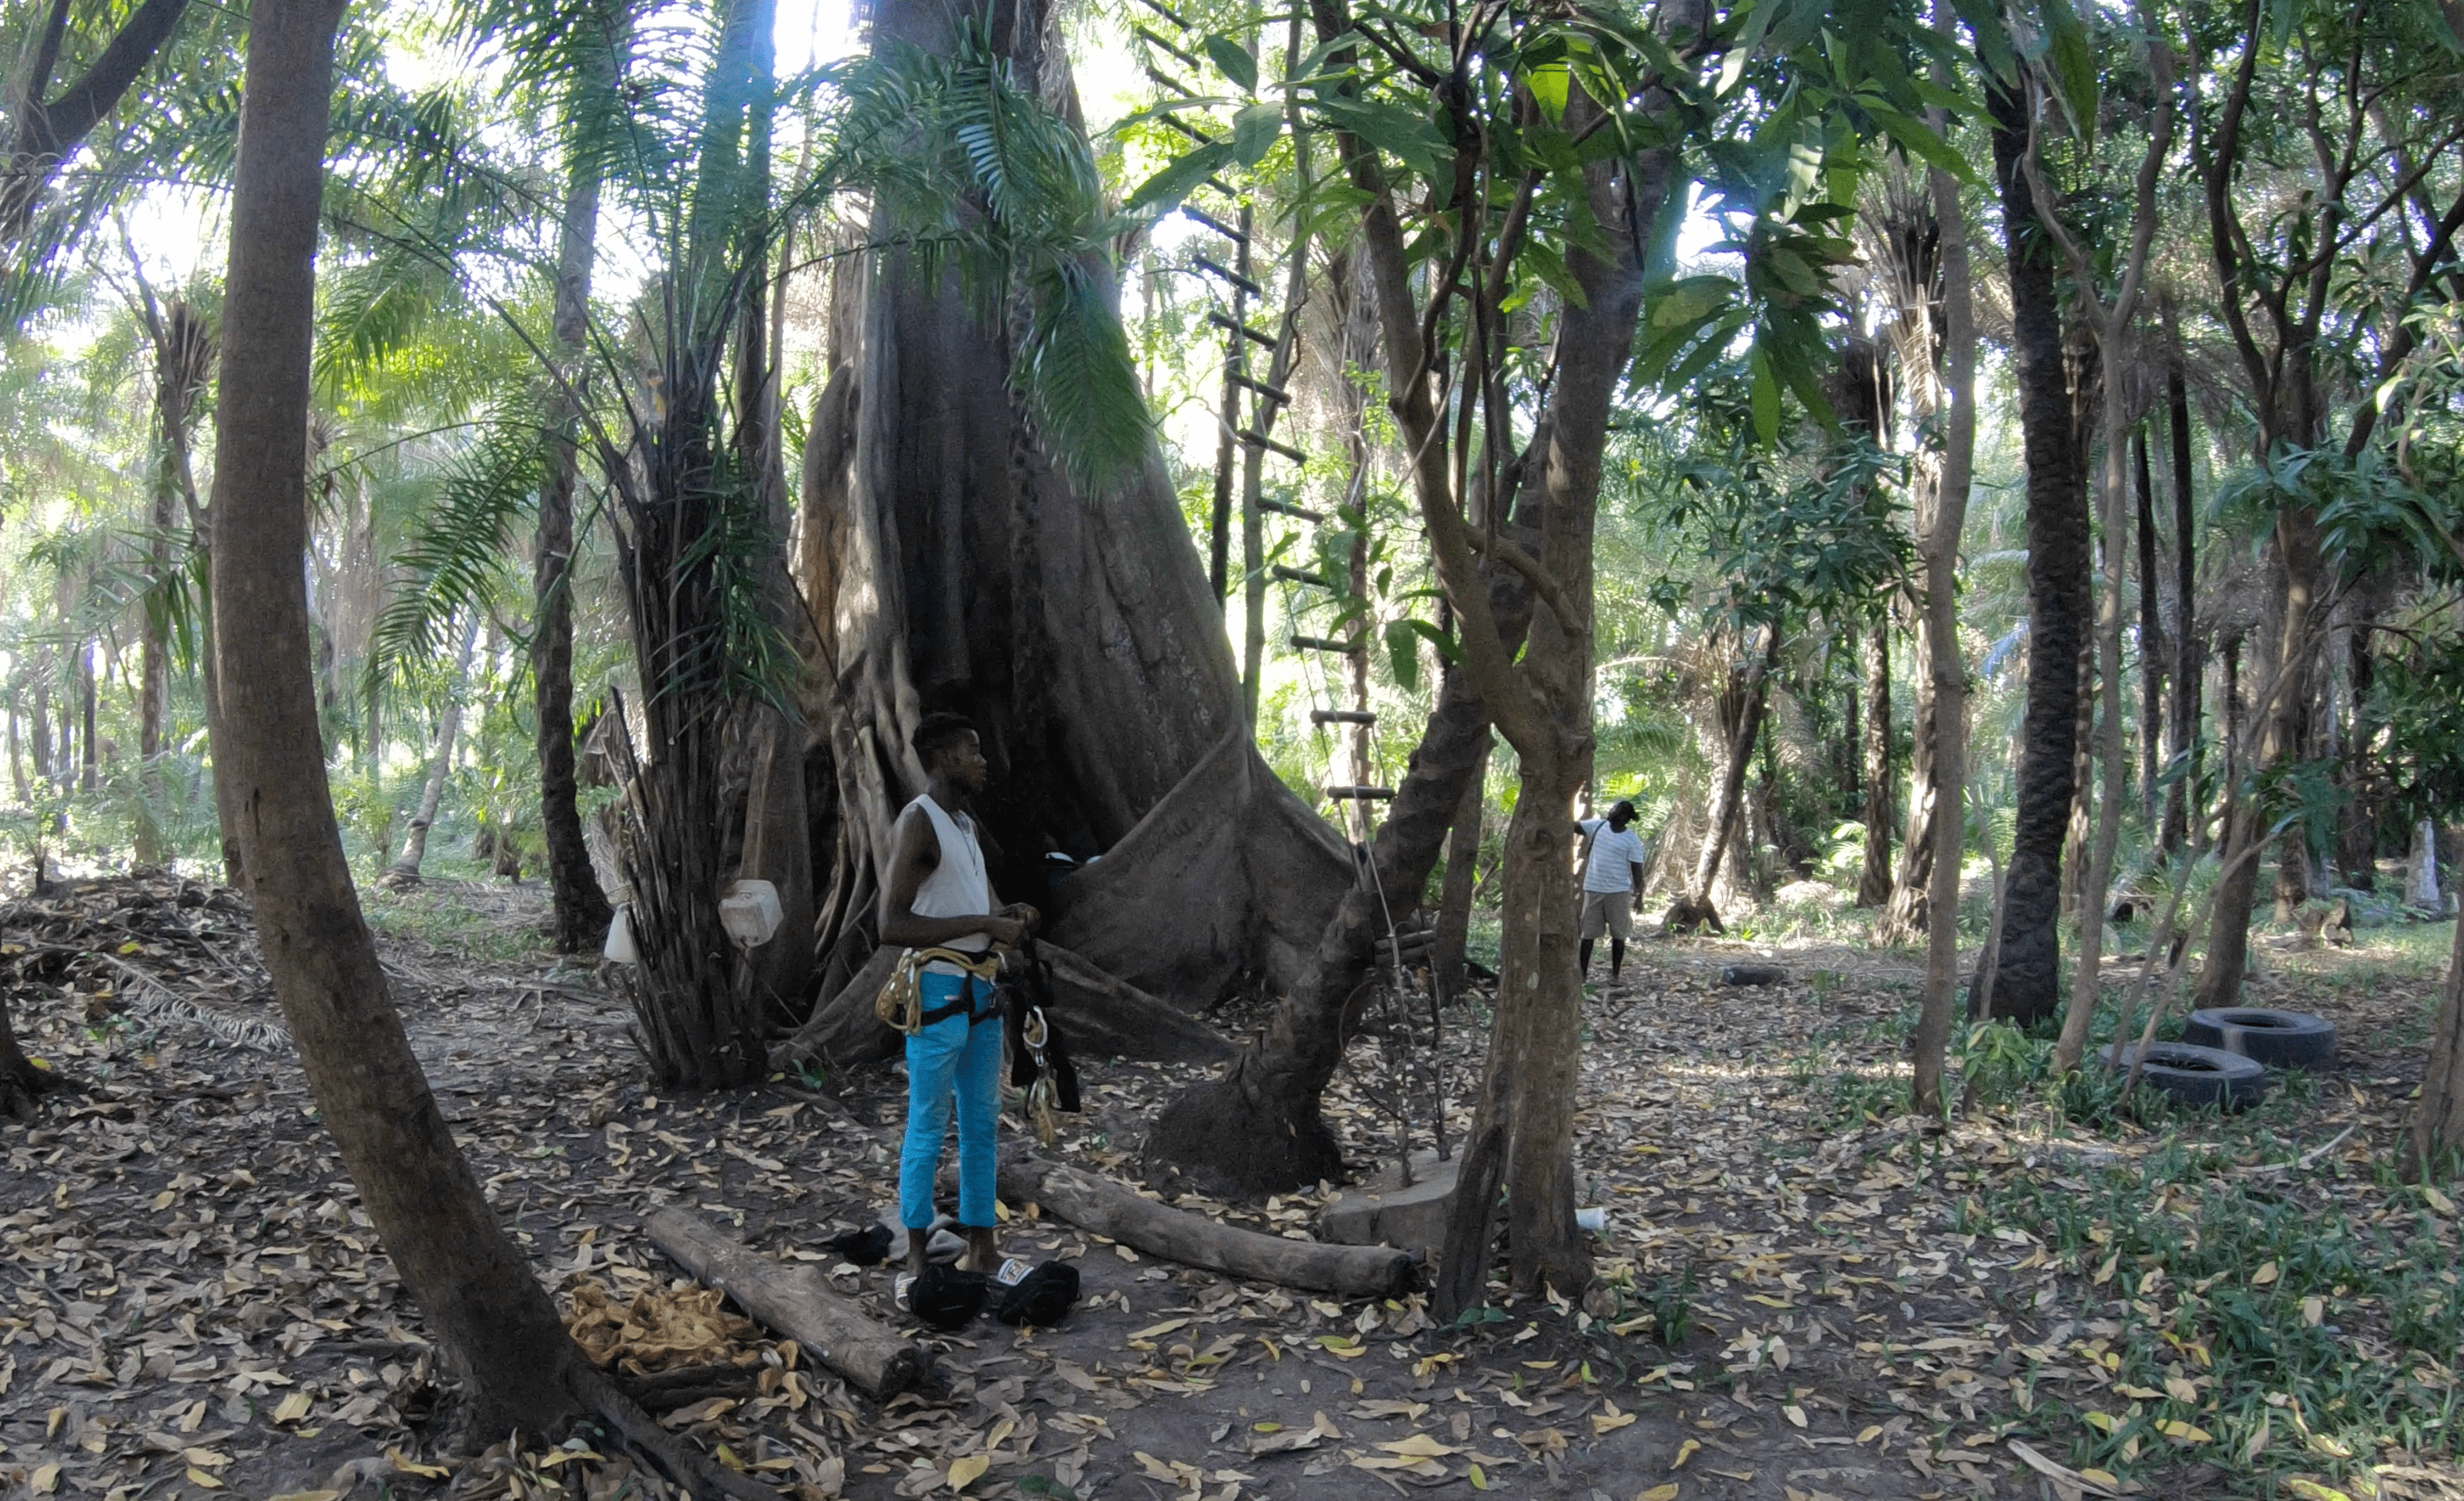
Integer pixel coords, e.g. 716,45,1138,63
3,873,2462,1499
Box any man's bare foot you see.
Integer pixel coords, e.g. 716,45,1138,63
958,1226,998,1274
906,1227,931,1278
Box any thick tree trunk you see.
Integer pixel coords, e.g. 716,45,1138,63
1856,623,1893,907
2405,912,2464,1180
1979,70,2088,1025
386,613,480,884
800,0,1346,1029
1910,121,1976,1114
2135,424,2163,830
204,0,596,1433
2162,348,2199,856
2198,516,2326,1010
533,61,616,953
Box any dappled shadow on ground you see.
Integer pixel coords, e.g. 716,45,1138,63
2,875,2460,1500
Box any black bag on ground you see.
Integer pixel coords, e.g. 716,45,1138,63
826,1223,895,1266
992,1259,1079,1327
907,1263,987,1330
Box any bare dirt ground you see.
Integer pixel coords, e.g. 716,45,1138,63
4,873,2460,1501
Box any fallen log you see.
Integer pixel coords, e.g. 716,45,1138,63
998,1154,1419,1299
643,1208,927,1400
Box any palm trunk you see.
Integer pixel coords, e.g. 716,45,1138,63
387,614,480,884
1910,101,1976,1114
1980,67,2089,1024
533,40,617,952
2162,345,2199,855
204,0,596,1432
1856,622,1893,907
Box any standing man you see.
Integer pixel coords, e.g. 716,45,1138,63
880,713,1036,1291
1576,799,1647,983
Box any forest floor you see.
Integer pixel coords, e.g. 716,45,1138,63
4,872,2463,1501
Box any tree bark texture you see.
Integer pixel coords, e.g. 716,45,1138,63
797,0,1348,1032
1909,107,1975,1115
206,0,595,1432
2162,348,2198,856
2198,515,2325,1011
2135,424,2163,830
2339,619,2377,888
1432,748,1489,996
1857,622,1893,907
533,59,616,953
2404,912,2464,1180
1979,71,2088,1026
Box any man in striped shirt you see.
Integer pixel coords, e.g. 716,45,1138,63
1576,800,1647,983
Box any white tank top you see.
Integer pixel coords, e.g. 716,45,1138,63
906,794,991,954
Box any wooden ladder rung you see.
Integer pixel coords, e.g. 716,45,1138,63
1310,709,1377,726
1260,498,1325,522
1325,785,1396,801
1230,372,1291,404
1240,428,1305,463
1134,26,1203,71
1292,634,1363,654
1143,62,1198,98
1183,207,1247,245
1194,255,1262,297
1134,0,1191,33
1206,312,1276,347
1269,565,1328,586
1163,116,1220,148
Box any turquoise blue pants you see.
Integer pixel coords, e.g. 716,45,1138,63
898,971,1001,1231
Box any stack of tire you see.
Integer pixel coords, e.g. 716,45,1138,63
2099,1007,2337,1111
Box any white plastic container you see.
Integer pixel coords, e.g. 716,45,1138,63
719,879,783,947
1575,1207,1608,1234
603,904,639,963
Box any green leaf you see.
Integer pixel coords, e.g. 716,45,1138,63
1750,346,1780,443
1651,275,1737,329
2034,0,2098,145
1384,617,1458,693
1205,33,1258,94
1526,61,1571,124
1123,138,1239,215
1864,103,1978,185
1231,104,1283,167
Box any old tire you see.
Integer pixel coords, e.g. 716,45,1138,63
2098,1042,2269,1112
2182,1007,2338,1070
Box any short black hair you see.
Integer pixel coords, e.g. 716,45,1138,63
1609,799,1635,818
912,712,980,763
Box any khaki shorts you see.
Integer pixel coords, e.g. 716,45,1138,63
1580,889,1634,940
